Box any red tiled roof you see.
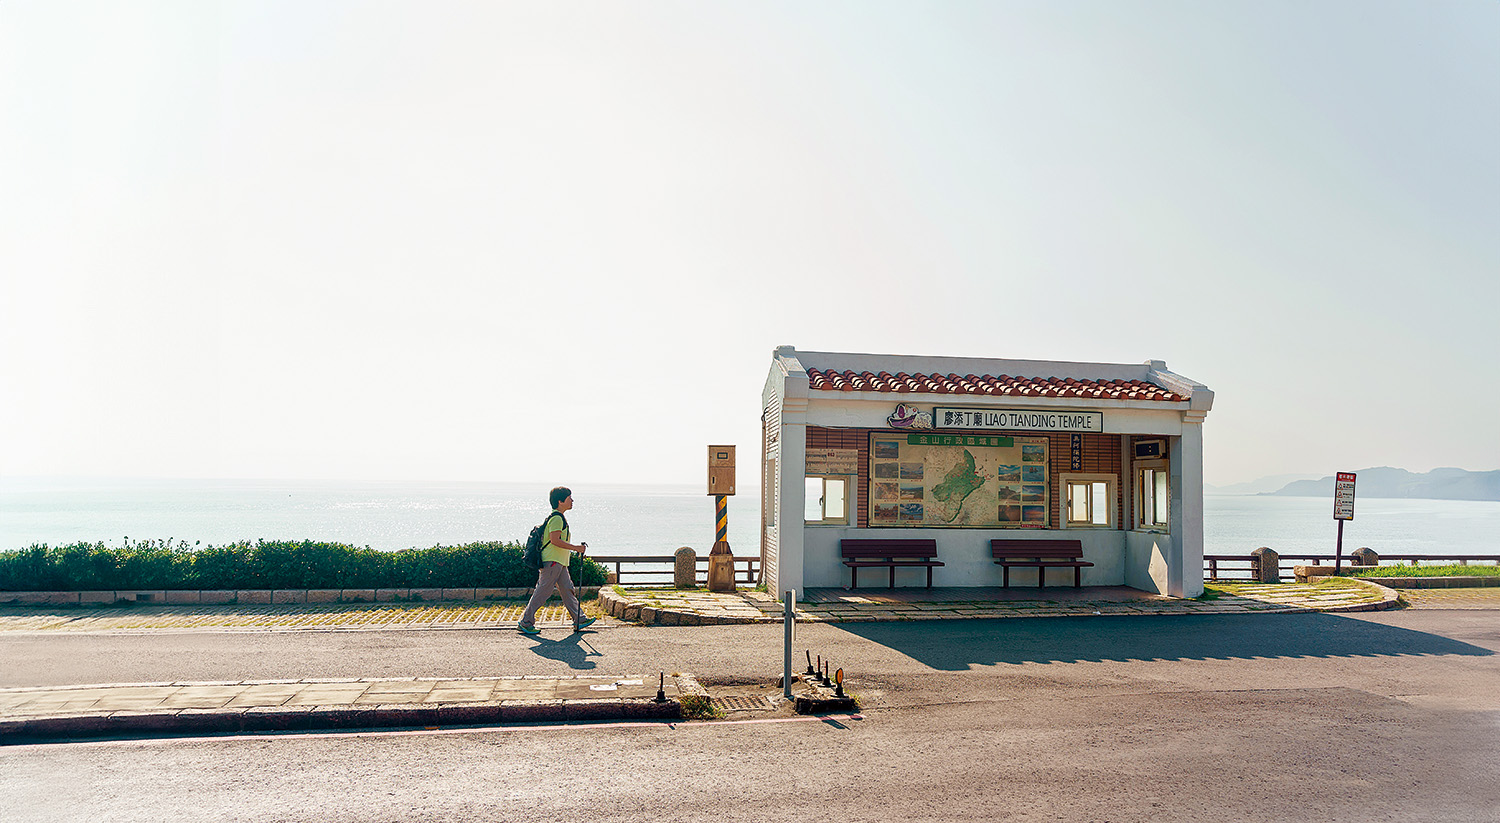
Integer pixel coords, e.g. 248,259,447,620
805,368,1185,402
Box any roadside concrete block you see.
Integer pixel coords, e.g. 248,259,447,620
272,590,306,605
442,588,477,601
639,606,657,623
660,611,681,626
78,591,115,605
3,591,80,606
107,711,180,733
306,590,340,604
117,591,167,604
621,699,680,720
410,588,443,602
164,590,200,605
173,708,234,733
1351,547,1379,567
199,590,236,604
431,702,503,725
563,699,623,721
623,605,640,622
376,589,407,602
475,588,507,601
501,700,564,723
340,589,375,603
236,590,272,605
678,613,701,626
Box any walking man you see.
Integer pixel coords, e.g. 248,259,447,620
518,486,598,635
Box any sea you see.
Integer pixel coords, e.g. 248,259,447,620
1,478,1496,563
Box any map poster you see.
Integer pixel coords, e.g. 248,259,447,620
869,433,1050,528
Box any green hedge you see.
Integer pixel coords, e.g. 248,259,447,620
0,539,607,591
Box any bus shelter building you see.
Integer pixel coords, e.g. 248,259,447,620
761,347,1214,598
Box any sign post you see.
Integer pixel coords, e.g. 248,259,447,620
1333,472,1356,573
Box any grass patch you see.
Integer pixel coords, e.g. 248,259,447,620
1349,564,1500,578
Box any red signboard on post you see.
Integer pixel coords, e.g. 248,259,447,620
1334,472,1356,521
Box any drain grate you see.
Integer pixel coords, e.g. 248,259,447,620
714,694,775,711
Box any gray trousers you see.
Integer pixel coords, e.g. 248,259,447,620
520,561,582,628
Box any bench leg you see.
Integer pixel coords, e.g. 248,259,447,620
889,565,895,589
1002,566,1010,588
1038,567,1045,589
1075,567,1082,588
850,567,858,590
926,566,933,588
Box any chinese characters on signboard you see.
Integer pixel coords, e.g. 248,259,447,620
1334,472,1356,521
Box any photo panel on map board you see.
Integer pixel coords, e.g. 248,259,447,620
899,503,925,522
900,463,924,480
1021,505,1046,525
997,485,1021,503
997,464,1021,483
1022,465,1046,483
874,462,899,479
873,503,898,523
1021,484,1046,503
900,484,924,501
1022,444,1045,463
874,482,899,500
873,440,901,460
998,504,1022,523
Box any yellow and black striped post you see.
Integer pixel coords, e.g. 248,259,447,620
708,494,734,591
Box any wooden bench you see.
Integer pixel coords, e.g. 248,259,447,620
990,539,1093,588
841,539,943,589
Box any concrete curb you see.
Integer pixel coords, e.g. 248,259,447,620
1349,576,1500,589
1299,577,1403,612
598,588,774,626
0,587,604,607
0,676,687,743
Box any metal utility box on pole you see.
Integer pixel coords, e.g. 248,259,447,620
707,445,736,592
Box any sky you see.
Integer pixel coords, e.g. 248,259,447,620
1,0,1496,489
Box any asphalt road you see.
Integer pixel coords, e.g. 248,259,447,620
3,610,1498,822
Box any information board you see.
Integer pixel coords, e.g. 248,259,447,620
1334,472,1356,521
868,433,1049,528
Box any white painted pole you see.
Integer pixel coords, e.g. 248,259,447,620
783,589,795,699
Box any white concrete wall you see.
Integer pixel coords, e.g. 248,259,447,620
1125,531,1173,594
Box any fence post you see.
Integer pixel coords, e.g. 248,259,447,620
1350,547,1378,567
1251,547,1280,583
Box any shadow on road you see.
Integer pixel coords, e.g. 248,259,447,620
832,613,1495,670
521,632,602,670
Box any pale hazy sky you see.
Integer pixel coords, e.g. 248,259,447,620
1,1,1496,488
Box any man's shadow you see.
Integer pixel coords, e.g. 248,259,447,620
521,631,602,670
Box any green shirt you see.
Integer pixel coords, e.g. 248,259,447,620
541,512,571,566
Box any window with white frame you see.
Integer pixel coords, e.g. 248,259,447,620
1136,460,1170,531
804,475,850,525
1062,474,1115,528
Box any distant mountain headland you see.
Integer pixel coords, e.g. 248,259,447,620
1257,467,1500,501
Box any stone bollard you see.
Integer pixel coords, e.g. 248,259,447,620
1251,546,1280,583
674,547,698,589
1350,547,1379,567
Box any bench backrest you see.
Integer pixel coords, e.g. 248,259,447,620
841,539,938,559
990,539,1084,560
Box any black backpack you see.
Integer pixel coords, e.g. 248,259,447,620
523,512,565,571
